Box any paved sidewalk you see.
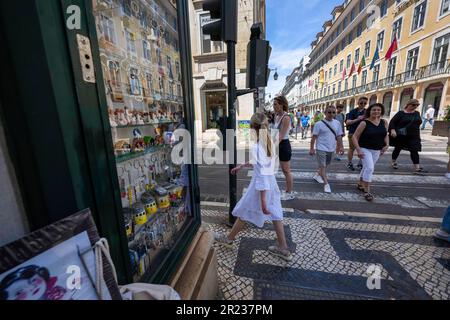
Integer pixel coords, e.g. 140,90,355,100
202,204,450,300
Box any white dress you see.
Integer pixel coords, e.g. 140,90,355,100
232,143,283,228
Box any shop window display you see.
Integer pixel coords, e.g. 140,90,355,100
93,0,190,282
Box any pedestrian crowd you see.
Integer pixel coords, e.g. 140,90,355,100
215,96,450,259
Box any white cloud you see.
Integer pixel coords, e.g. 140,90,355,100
270,47,310,72
266,46,310,97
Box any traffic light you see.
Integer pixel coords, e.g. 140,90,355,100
202,0,238,43
246,23,272,89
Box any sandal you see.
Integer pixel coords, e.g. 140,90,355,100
364,192,374,202
391,162,398,170
413,168,427,174
357,184,365,192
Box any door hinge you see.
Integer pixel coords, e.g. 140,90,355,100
76,34,96,84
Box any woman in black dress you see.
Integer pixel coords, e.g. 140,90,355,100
388,99,425,174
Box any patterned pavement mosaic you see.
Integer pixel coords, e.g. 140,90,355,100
202,207,450,300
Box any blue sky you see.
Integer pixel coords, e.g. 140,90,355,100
266,0,343,96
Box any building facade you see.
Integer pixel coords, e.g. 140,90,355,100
298,0,450,119
188,0,266,141
281,56,311,111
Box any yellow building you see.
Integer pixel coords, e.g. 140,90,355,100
300,0,450,119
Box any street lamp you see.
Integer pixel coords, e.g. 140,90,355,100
269,68,278,81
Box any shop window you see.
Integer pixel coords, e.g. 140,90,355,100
423,83,444,117
204,91,226,131
400,88,415,110
383,92,393,116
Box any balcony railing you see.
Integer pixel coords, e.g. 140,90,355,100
302,59,450,106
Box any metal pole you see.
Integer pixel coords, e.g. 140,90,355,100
227,41,237,225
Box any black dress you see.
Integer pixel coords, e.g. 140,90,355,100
388,111,422,152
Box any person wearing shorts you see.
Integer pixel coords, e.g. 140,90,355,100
309,105,344,193
274,96,294,201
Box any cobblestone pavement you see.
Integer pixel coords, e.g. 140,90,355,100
199,131,450,300
202,206,450,300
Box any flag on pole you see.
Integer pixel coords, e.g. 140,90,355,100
342,67,347,80
349,62,356,77
358,56,366,74
384,36,398,61
370,46,380,70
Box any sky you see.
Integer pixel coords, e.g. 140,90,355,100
266,0,343,98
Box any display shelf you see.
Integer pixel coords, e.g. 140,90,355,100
115,145,171,163
114,120,180,129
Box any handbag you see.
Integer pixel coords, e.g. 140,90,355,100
396,112,418,136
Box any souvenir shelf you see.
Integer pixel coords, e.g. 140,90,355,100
92,0,190,282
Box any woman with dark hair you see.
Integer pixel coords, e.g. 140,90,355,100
388,99,425,173
352,103,389,202
273,95,295,201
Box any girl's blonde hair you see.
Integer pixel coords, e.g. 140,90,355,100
250,113,273,158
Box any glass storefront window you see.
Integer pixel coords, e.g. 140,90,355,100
92,0,192,282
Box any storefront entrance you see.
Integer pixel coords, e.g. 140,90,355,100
383,92,393,117
423,82,444,118
203,91,226,131
400,88,415,111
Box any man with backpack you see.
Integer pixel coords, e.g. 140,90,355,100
309,105,344,193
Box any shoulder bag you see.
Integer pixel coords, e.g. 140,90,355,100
397,112,418,136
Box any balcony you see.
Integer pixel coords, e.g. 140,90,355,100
304,59,450,105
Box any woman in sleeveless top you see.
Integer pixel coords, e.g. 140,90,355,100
352,103,389,202
273,96,295,201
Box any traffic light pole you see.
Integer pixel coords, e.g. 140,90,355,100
227,41,237,225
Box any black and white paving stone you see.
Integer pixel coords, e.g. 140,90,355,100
199,132,450,300
203,207,450,300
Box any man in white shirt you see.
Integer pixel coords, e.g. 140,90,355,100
309,105,345,193
421,105,435,130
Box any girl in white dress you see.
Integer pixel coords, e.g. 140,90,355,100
215,113,292,261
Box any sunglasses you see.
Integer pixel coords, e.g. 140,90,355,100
327,111,336,114
410,104,419,107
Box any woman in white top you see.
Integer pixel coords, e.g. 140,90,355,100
273,96,295,201
214,113,292,261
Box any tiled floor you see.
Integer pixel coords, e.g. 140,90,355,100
202,207,450,300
